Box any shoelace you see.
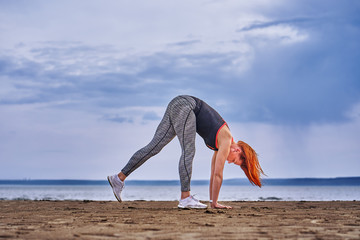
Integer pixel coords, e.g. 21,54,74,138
190,195,200,202
115,178,124,190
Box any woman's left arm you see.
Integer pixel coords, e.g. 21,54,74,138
210,143,232,209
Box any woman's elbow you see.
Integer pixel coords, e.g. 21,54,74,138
214,172,223,180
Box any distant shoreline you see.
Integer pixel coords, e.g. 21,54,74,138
1,177,360,186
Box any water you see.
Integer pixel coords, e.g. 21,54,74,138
0,184,359,201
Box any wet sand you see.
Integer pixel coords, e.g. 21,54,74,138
1,200,359,239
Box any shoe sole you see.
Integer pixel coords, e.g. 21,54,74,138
178,205,207,209
107,176,122,202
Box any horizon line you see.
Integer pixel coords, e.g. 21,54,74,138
0,176,360,182
1,176,359,181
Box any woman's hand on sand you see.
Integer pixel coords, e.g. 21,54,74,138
211,202,232,209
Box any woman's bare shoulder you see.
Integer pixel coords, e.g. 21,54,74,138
217,126,232,148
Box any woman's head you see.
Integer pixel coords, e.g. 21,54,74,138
237,141,264,187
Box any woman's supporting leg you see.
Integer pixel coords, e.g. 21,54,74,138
169,96,197,193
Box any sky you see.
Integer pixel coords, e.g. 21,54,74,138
0,0,359,181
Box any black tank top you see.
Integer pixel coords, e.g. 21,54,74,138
191,96,227,151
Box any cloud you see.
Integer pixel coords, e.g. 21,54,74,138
99,106,164,125
237,17,313,32
102,115,134,124
167,40,201,47
241,24,308,45
1,42,252,108
142,111,161,121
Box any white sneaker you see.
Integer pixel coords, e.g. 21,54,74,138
178,195,208,209
107,174,124,202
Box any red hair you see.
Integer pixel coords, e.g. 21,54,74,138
237,141,264,187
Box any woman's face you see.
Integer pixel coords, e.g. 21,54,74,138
227,145,244,166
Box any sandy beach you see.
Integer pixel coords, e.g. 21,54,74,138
1,200,359,239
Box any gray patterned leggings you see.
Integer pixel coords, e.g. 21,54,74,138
121,95,197,192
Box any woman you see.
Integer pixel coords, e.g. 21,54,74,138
108,95,264,209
